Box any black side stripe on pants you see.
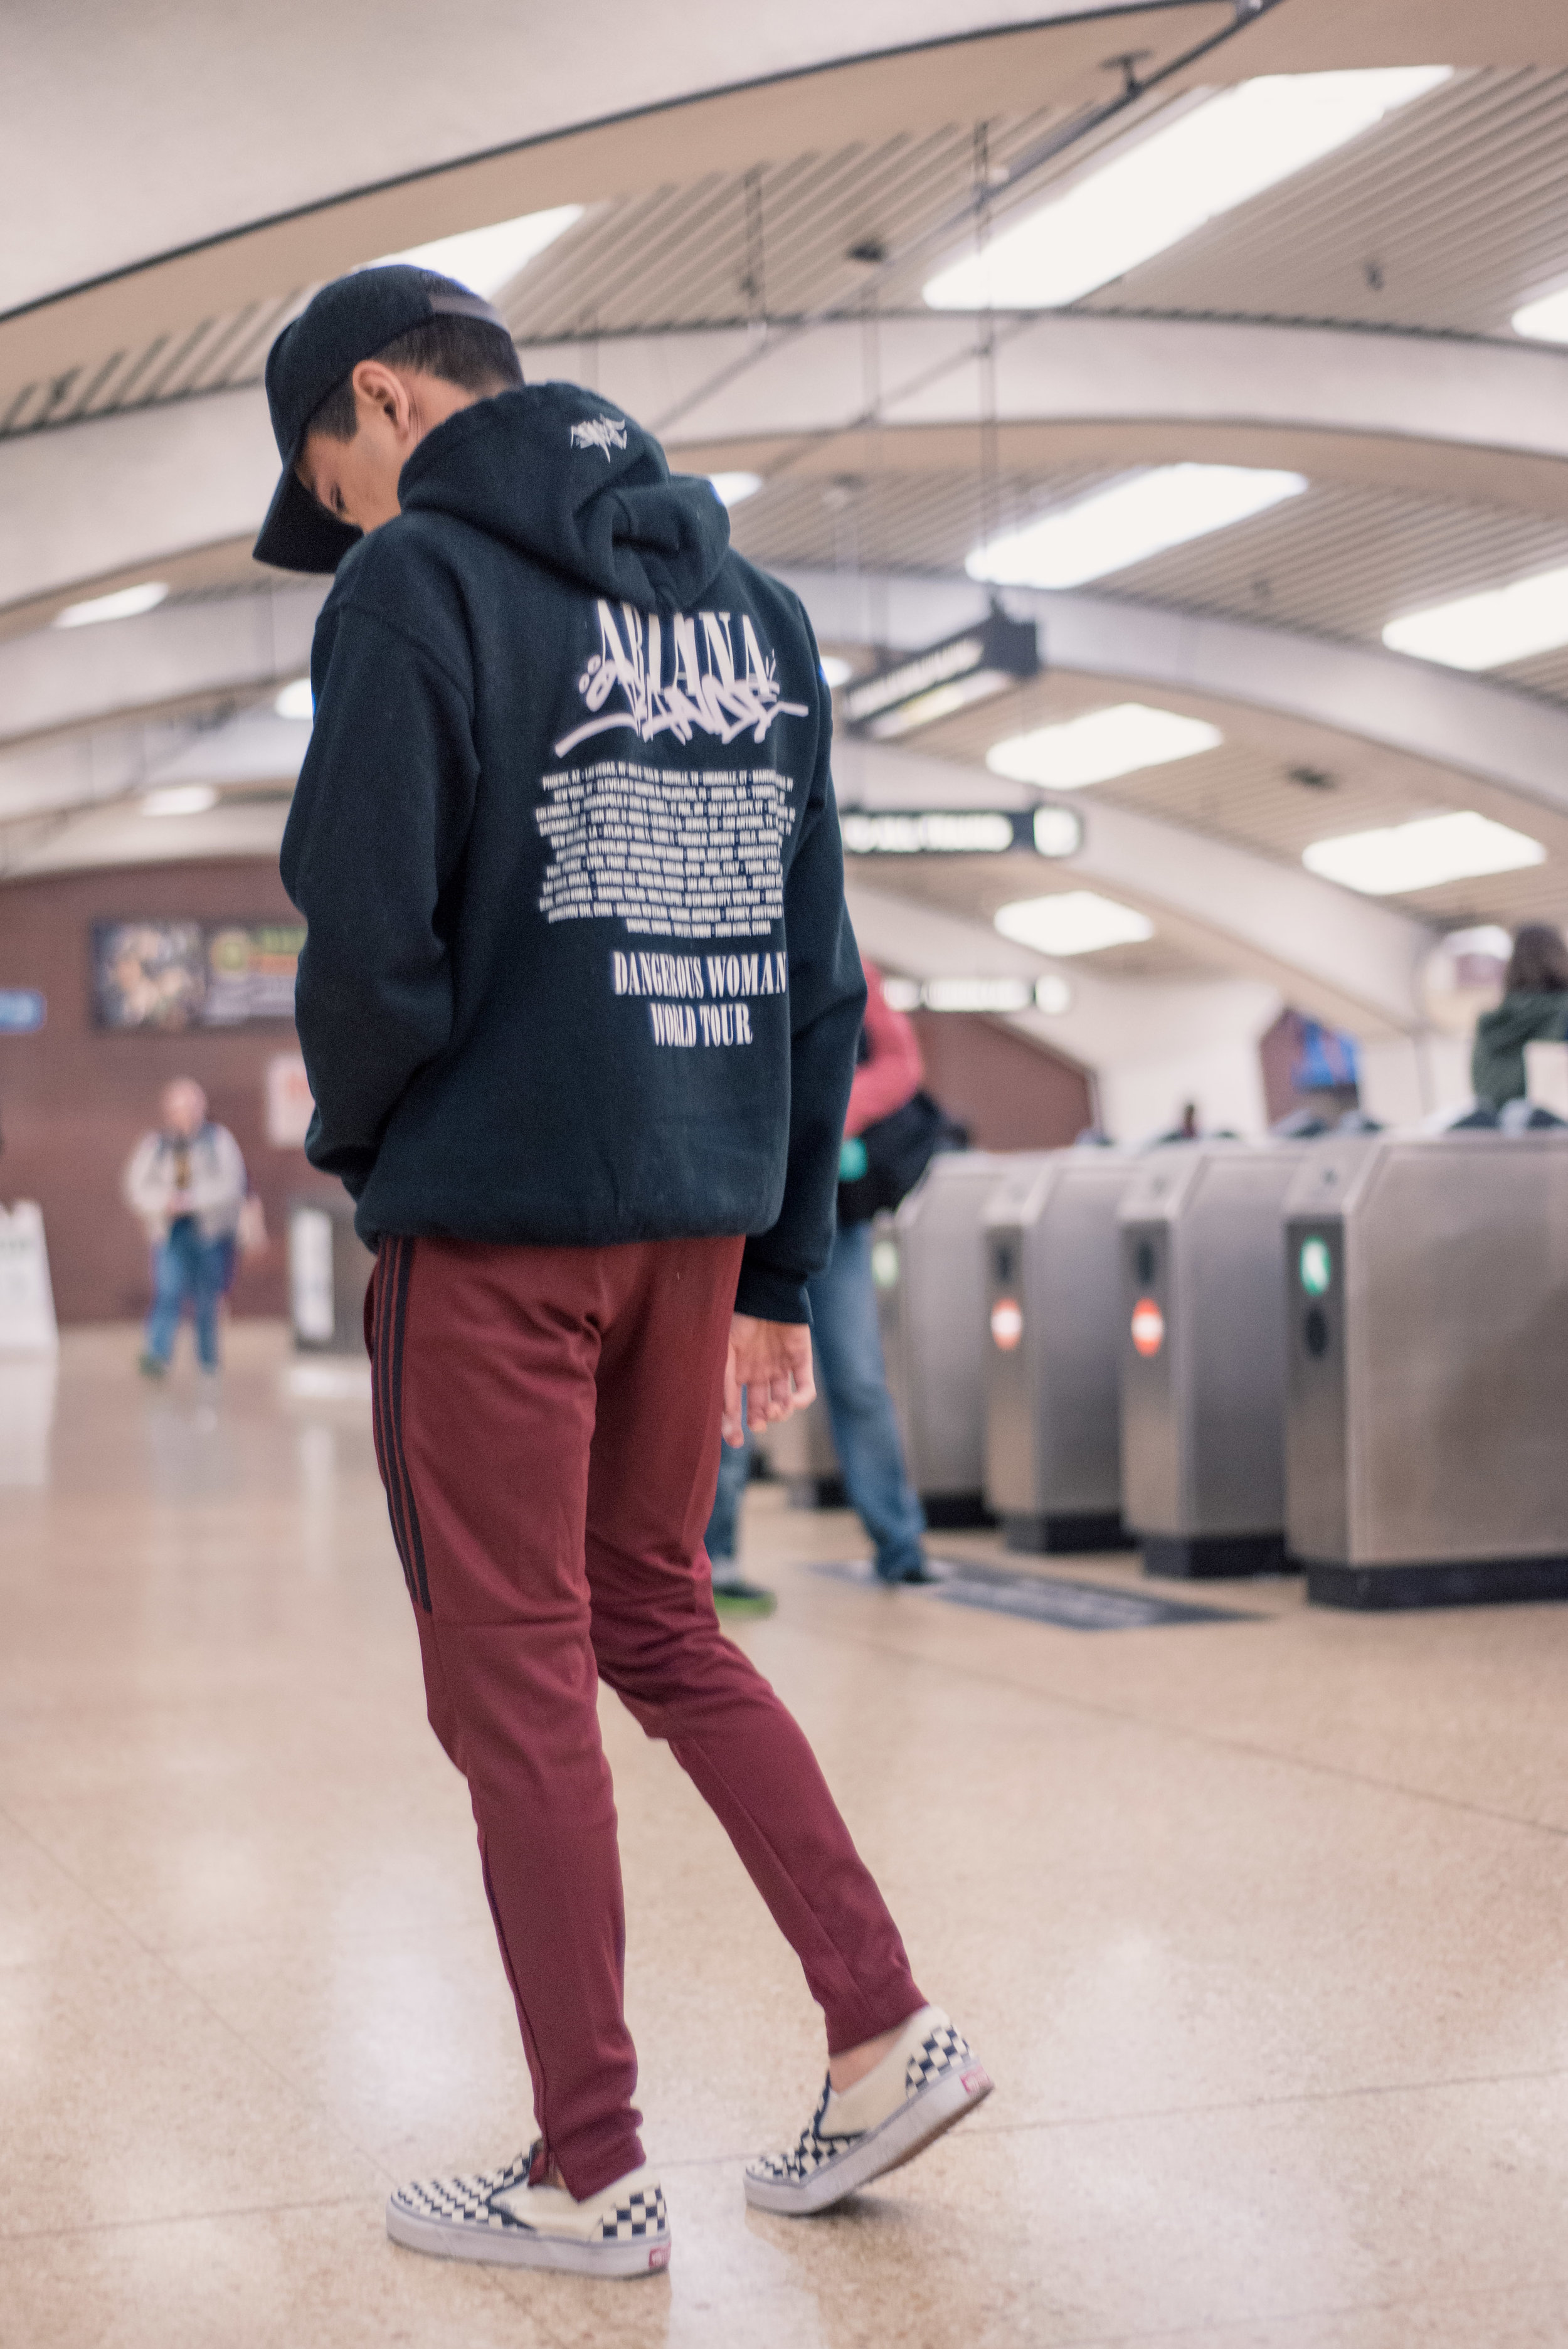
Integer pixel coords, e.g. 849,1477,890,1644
386,1236,433,1613
374,1240,418,1609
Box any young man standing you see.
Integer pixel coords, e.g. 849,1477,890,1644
257,267,988,2280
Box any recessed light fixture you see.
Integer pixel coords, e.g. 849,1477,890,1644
994,890,1155,955
988,703,1222,790
274,677,314,721
923,68,1452,310
54,581,169,629
708,472,763,507
374,205,583,299
969,466,1306,590
1382,565,1568,671
1512,285,1568,344
140,785,219,819
1302,810,1545,895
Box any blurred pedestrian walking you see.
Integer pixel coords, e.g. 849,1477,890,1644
122,1079,246,1376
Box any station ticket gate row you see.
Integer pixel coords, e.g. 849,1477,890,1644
767,1130,1568,1611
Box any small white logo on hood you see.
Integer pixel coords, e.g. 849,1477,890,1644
570,415,628,459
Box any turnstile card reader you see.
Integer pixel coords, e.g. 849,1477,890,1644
877,1152,1022,1523
983,1152,1141,1552
1119,1142,1310,1579
1285,1131,1568,1608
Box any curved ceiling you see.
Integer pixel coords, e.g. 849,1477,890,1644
6,0,1568,1071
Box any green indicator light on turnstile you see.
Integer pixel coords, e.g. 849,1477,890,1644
1299,1236,1332,1296
871,1240,900,1290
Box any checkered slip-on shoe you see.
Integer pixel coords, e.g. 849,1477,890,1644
386,2143,670,2277
745,2005,992,2216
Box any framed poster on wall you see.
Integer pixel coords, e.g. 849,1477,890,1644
91,921,206,1030
91,920,304,1030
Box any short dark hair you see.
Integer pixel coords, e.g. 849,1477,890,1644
1505,921,1568,995
302,268,522,443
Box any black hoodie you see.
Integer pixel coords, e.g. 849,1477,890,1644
280,383,865,1323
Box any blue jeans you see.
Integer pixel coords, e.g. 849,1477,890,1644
809,1220,926,1581
707,1431,752,1569
144,1218,226,1370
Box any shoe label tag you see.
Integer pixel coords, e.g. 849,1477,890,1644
961,2065,992,2096
648,2243,672,2271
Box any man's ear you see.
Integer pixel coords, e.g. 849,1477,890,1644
352,359,414,437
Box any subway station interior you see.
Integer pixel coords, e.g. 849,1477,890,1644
5,3,1568,2343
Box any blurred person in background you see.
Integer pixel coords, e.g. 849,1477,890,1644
122,1079,247,1377
1471,923,1568,1110
706,957,933,1601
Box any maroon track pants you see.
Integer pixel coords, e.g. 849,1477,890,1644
366,1231,924,2198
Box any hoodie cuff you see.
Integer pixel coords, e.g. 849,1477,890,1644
734,1259,813,1325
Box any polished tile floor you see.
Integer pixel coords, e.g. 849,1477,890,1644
4,1324,1568,2348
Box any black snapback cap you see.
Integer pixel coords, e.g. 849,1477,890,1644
254,264,512,574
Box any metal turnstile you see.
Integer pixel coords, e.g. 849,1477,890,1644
288,1195,374,1355
983,1152,1140,1552
1118,1142,1313,1578
1285,1130,1568,1609
876,1152,1017,1523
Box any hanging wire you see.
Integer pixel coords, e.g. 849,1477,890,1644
973,121,1000,585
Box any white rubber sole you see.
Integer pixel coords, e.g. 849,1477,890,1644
386,2197,671,2277
744,2057,993,2216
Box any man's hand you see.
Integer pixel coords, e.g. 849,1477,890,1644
723,1313,815,1446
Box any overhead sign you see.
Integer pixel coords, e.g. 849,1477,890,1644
0,989,45,1034
841,608,1041,740
840,806,1082,859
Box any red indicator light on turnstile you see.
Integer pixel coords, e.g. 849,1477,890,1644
1131,1297,1165,1357
990,1298,1024,1351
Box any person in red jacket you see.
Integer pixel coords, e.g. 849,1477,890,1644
706,959,931,1600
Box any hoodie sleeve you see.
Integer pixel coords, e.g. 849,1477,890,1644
734,648,867,1324
280,586,479,1199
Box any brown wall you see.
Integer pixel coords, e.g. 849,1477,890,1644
908,1011,1094,1151
0,861,335,1325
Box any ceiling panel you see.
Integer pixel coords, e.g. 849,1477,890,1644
1083,68,1568,337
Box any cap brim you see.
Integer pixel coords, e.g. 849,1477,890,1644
253,460,362,575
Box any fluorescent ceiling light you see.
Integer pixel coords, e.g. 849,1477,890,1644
54,581,168,629
1382,565,1568,671
374,204,583,298
820,654,856,688
1513,286,1568,344
709,471,763,507
140,785,218,819
1034,975,1073,1014
924,68,1452,310
274,677,314,721
1303,810,1544,896
995,890,1155,955
970,465,1306,590
988,703,1222,790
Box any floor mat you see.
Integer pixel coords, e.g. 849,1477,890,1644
810,1559,1253,1630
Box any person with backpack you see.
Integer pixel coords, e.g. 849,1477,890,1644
122,1078,247,1377
706,957,944,1597
255,265,990,2281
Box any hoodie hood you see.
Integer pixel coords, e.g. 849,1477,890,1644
395,381,730,610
